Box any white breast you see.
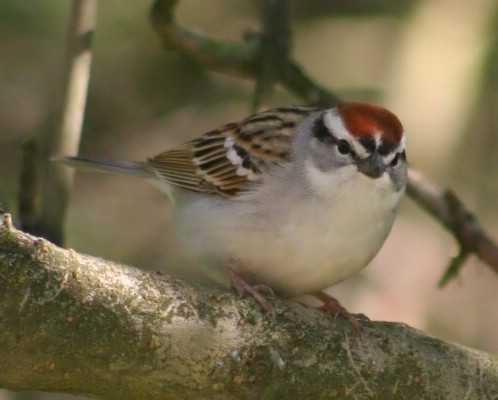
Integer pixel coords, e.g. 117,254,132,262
171,164,404,297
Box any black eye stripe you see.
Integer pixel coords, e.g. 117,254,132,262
378,140,396,156
388,150,406,167
312,115,360,157
311,115,334,144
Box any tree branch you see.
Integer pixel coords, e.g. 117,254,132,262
252,0,291,110
0,214,496,399
20,0,97,245
407,168,498,284
150,0,342,107
151,0,257,78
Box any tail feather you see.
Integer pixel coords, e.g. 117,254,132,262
52,156,151,178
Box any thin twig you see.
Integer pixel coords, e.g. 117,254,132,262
31,0,97,245
279,60,343,107
252,0,291,110
405,168,452,226
151,0,256,77
445,191,498,272
150,0,342,107
407,168,498,282
438,248,470,287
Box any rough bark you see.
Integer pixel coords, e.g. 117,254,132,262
0,214,497,399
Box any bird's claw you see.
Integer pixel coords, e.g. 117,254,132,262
314,291,364,337
227,267,275,318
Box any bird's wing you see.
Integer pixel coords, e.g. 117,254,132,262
146,106,317,198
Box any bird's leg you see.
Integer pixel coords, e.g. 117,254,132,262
226,266,275,318
314,291,366,336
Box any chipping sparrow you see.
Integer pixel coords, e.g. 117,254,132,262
56,103,407,329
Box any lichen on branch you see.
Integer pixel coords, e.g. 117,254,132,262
0,215,497,399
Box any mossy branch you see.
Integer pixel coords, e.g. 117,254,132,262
0,215,497,399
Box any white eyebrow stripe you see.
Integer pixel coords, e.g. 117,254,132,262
397,133,407,153
324,110,370,158
382,153,397,164
323,109,351,141
351,140,369,158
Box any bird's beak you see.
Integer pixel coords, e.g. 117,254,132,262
357,153,385,179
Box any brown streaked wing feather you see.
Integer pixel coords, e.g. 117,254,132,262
146,147,210,193
146,106,318,198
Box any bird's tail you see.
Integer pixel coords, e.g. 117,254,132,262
52,156,151,178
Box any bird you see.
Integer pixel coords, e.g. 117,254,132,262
55,103,407,333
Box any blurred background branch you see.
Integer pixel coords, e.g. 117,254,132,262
251,0,291,110
18,0,97,246
151,0,342,107
407,169,498,283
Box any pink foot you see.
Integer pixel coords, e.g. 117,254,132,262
227,267,275,318
314,291,366,336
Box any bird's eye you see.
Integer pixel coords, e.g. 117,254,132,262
390,153,400,167
337,140,352,155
